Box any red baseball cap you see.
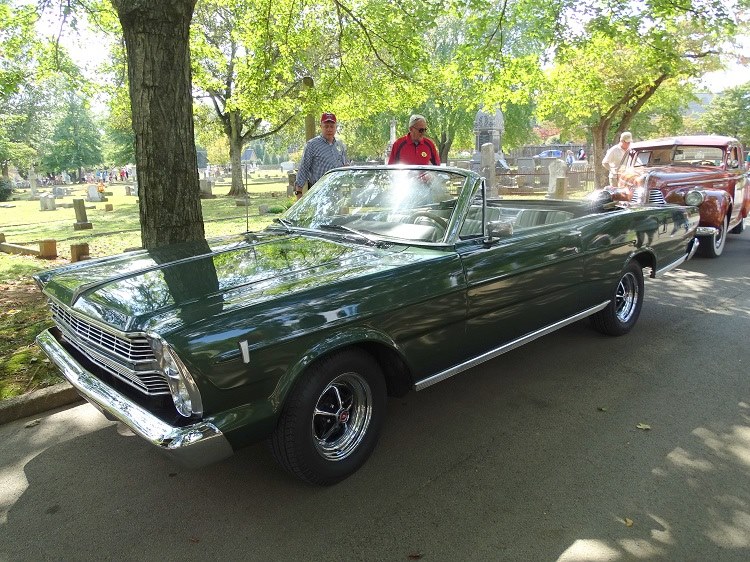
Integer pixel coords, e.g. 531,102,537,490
321,112,337,123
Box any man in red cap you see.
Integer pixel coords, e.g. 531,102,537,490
294,112,349,198
388,114,440,166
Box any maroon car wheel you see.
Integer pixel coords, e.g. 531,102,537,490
699,214,728,258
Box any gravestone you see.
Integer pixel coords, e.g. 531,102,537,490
199,178,214,198
29,166,38,199
72,199,93,230
517,157,535,187
547,159,567,197
480,143,497,195
39,194,56,211
86,185,102,202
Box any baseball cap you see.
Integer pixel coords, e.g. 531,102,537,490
321,112,337,123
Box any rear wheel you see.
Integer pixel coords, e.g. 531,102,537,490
590,261,644,336
699,214,728,258
269,350,386,485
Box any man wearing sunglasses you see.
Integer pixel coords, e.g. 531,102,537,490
388,114,441,165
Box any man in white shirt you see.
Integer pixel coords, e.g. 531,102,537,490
602,131,632,186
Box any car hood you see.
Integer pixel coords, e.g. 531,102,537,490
37,231,427,333
620,165,725,188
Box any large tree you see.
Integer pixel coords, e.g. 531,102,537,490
41,91,102,179
110,0,205,248
699,82,750,140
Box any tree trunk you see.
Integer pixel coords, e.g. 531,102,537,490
592,123,610,188
111,0,204,249
227,111,246,196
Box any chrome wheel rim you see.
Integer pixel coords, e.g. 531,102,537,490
312,373,372,461
615,271,639,323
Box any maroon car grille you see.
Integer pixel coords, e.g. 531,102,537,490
49,301,169,395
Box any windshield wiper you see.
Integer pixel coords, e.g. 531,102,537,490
317,223,385,247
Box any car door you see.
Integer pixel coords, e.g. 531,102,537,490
727,143,748,222
456,208,585,359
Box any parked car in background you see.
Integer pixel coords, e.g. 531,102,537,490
279,160,295,173
35,166,699,485
613,135,749,257
533,149,563,159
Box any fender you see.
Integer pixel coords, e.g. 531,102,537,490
272,325,406,410
697,190,731,228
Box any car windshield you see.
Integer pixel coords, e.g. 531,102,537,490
277,167,468,244
630,145,725,167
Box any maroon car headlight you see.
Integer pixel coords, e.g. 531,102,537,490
685,190,705,207
149,334,203,418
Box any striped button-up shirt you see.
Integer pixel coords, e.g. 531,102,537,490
295,135,348,188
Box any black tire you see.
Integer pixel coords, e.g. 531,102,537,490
698,214,728,258
269,350,386,485
730,216,745,235
590,261,644,336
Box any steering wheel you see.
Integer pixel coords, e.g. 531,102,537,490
408,210,449,229
407,211,449,241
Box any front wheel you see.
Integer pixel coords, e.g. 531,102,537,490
699,214,728,258
730,216,745,235
590,261,644,336
269,350,386,485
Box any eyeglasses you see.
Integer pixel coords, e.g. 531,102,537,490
412,127,427,133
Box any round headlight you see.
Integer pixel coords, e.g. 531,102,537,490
685,190,705,206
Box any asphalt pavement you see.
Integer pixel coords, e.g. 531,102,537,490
1,230,749,561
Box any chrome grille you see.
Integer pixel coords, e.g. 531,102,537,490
631,189,666,205
50,301,170,395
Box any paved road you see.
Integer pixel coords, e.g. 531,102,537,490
1,231,749,561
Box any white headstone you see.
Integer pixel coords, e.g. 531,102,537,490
548,159,567,195
87,185,101,202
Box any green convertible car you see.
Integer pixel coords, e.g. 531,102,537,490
36,165,700,485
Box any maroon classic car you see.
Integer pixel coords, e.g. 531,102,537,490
612,135,749,257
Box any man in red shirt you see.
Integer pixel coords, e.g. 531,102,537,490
388,115,441,165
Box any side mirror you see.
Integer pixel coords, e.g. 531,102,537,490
485,220,513,244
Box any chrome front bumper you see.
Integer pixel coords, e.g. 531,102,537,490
36,328,234,468
696,226,719,237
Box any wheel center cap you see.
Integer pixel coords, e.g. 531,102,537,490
338,409,350,423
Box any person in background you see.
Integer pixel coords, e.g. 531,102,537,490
388,114,441,165
565,150,574,168
577,147,587,160
294,112,348,199
602,131,632,186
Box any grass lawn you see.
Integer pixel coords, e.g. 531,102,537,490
0,174,284,400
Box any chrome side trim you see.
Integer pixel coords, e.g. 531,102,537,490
697,226,719,236
414,301,610,391
653,238,699,277
36,328,234,468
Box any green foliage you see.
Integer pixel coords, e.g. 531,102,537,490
0,177,12,201
699,82,750,141
40,92,103,176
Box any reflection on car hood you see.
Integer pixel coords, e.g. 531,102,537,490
37,231,426,333
621,165,727,186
